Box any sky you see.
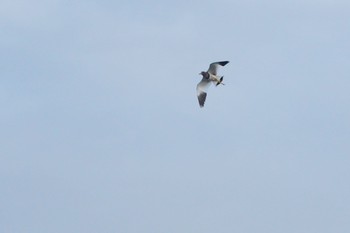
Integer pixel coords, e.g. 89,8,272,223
1,0,350,232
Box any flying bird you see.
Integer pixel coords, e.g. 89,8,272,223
196,61,229,107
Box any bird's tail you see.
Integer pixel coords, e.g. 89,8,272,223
216,76,225,86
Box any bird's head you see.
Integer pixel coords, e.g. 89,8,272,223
199,71,209,79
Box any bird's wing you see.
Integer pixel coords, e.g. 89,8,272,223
207,61,229,75
196,78,212,107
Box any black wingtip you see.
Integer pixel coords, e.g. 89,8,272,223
198,92,207,107
218,61,229,66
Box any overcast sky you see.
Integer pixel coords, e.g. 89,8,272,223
1,1,350,233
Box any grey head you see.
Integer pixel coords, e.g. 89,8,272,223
199,71,210,79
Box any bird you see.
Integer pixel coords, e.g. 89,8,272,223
196,61,229,107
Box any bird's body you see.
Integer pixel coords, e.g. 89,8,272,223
196,61,229,107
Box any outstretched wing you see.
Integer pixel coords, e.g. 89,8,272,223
207,61,229,75
196,78,212,107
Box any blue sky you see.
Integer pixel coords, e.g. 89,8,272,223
1,1,350,232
